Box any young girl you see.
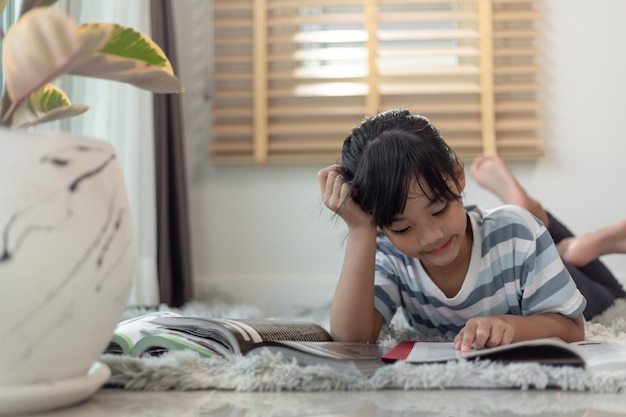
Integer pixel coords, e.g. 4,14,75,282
318,109,585,352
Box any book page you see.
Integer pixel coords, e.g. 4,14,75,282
236,320,332,343
400,338,585,366
214,319,332,353
106,311,182,354
571,341,626,371
267,341,380,360
405,342,463,363
149,317,332,355
132,331,231,358
150,317,243,354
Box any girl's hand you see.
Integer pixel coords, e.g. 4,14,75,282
454,316,515,352
318,165,373,230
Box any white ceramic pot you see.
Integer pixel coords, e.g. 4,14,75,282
0,129,134,413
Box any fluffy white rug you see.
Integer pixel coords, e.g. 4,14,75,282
101,297,626,392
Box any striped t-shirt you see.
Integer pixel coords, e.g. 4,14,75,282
374,204,587,339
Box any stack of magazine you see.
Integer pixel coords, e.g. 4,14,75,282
105,312,384,376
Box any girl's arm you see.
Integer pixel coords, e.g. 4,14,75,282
329,225,385,342
454,206,586,351
455,312,585,352
318,166,384,343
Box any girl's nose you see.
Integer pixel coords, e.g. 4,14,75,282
419,226,445,247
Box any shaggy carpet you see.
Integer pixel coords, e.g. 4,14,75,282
100,297,626,392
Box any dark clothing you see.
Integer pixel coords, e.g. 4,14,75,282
547,213,626,319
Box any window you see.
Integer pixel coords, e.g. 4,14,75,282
210,0,543,164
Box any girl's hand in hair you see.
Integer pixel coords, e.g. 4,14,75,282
318,165,373,230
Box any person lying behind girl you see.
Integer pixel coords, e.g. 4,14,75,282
470,154,626,320
318,109,586,352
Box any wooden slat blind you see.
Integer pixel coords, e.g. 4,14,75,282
211,0,543,164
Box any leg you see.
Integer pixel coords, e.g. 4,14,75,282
558,219,626,267
564,261,623,319
470,154,549,226
549,214,626,317
544,211,574,245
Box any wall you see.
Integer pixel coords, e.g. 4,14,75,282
173,0,626,309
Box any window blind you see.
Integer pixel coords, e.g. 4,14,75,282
210,0,543,164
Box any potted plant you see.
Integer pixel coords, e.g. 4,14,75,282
0,1,183,414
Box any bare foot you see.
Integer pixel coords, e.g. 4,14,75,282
470,154,550,225
470,154,526,204
556,237,584,264
558,220,626,266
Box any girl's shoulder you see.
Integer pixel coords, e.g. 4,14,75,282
467,204,541,227
467,204,543,240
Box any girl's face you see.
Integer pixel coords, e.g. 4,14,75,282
381,176,471,272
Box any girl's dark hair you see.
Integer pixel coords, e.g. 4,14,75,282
340,109,462,228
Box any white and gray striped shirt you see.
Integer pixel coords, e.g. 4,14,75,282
374,204,587,339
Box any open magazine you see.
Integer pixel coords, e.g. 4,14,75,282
105,312,384,376
382,337,626,371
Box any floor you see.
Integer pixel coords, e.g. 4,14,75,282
19,387,626,417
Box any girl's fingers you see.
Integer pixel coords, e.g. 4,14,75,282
319,165,346,211
340,181,352,203
318,166,335,197
326,170,340,203
330,176,349,212
317,166,333,193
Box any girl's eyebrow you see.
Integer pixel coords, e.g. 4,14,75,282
391,196,439,223
405,194,439,208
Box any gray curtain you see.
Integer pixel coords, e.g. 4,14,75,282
150,0,193,307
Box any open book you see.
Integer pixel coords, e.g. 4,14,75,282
105,312,384,376
381,337,626,371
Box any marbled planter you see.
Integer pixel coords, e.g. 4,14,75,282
0,129,134,400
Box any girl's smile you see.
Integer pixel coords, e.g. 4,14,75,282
425,237,453,256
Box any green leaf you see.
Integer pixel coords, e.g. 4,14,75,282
101,25,168,67
11,84,88,128
1,7,110,123
69,23,184,93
